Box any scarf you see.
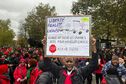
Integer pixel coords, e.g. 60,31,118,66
63,70,75,84
27,67,33,79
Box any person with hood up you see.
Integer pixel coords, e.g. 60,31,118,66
13,58,27,84
0,64,10,84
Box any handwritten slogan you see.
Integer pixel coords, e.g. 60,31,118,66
46,16,91,57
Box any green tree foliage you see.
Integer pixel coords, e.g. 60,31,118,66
17,36,27,47
23,3,56,42
71,0,126,41
0,19,15,46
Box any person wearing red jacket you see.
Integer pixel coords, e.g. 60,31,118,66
94,58,105,84
13,58,27,84
0,64,10,84
27,59,43,84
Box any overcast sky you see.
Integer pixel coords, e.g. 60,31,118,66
0,0,77,38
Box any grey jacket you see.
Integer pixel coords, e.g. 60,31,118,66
36,72,53,84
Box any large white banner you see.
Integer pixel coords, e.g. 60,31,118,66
45,16,91,57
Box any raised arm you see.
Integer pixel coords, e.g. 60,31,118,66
41,36,63,78
38,57,62,78
79,36,98,79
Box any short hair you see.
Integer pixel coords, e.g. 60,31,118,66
28,59,37,67
112,55,119,61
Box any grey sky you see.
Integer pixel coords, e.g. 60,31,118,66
0,0,77,38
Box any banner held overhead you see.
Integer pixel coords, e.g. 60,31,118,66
45,16,91,58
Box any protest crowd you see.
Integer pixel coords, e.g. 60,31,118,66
0,37,126,84
1,0,126,83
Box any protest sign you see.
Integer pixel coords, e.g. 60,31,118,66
45,16,91,57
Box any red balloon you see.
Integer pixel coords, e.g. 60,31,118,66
49,44,56,53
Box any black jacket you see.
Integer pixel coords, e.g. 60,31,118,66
40,53,98,84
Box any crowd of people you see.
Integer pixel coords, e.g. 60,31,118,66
0,38,126,84
0,47,44,84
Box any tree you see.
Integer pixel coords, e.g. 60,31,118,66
0,19,15,46
71,0,126,42
22,3,56,43
17,22,28,47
